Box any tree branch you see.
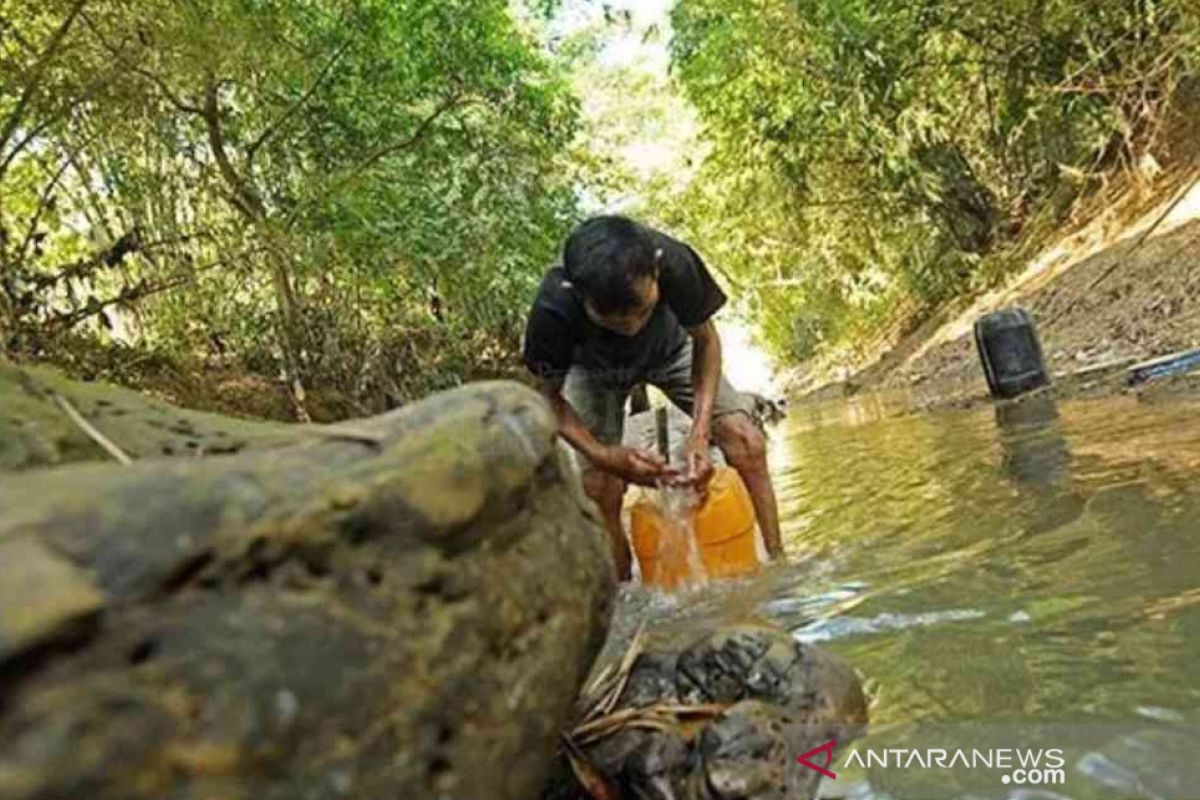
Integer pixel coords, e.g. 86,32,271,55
245,38,353,164
10,127,107,268
284,94,463,231
137,65,204,114
27,228,217,293
0,110,64,184
202,78,264,221
14,147,78,267
29,227,142,290
0,64,115,184
347,94,463,177
0,0,88,164
42,246,268,330
79,12,202,114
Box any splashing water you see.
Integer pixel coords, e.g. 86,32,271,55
630,481,708,591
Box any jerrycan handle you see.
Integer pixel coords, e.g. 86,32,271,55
655,406,670,464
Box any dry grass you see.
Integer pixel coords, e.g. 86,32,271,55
559,621,731,799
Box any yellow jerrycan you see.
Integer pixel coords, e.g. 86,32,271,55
630,466,761,589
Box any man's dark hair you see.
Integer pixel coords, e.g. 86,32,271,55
563,216,658,314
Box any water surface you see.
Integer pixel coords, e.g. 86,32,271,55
614,391,1200,798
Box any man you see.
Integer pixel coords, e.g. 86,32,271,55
523,215,784,580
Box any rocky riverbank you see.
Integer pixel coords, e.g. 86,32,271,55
545,625,867,800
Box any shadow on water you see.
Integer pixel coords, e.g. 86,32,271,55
609,389,1200,799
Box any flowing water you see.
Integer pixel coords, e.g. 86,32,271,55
612,390,1200,799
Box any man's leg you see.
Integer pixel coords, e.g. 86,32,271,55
562,367,634,580
647,341,785,559
581,469,631,580
712,412,783,558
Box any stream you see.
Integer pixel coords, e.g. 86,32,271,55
612,390,1200,798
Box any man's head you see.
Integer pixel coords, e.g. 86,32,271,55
564,216,661,336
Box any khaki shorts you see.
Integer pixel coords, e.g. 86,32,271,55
563,339,755,456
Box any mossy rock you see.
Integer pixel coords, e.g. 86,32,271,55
0,380,615,800
0,361,301,472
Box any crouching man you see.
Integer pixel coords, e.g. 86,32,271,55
522,216,784,580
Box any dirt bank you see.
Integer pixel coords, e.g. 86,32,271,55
800,171,1200,411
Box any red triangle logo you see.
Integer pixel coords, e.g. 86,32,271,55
796,739,838,779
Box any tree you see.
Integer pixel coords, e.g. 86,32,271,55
667,0,1198,360
1,0,581,416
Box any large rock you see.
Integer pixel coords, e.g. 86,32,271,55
0,380,615,800
549,625,868,800
0,360,308,471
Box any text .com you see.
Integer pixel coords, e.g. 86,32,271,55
798,740,1067,787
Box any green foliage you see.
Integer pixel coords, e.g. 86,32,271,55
6,0,1199,405
667,0,1200,361
0,0,580,413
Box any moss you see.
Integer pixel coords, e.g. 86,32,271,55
0,361,303,472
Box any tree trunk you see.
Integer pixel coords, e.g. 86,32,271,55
201,80,310,421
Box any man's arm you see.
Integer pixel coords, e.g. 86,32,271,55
687,320,722,438
684,320,721,483
536,379,609,464
535,379,677,486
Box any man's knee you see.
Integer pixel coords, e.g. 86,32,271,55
715,413,767,470
582,469,626,513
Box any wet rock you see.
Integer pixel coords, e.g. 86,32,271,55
550,625,868,800
0,381,615,800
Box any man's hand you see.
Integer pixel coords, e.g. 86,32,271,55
598,445,679,486
679,432,715,490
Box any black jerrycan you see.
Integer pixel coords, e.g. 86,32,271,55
974,307,1049,399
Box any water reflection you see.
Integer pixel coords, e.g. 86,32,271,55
993,393,1087,535
995,393,1072,491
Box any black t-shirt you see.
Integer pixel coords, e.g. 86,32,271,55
523,230,726,381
